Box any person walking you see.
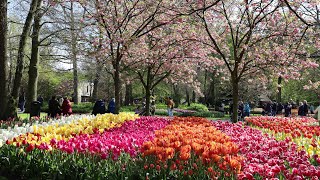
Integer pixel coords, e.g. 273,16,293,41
272,101,277,116
244,102,251,117
298,102,304,116
61,97,72,116
302,100,309,116
238,101,244,121
92,99,106,115
310,104,315,114
18,92,25,112
37,95,44,106
48,95,61,118
166,97,174,117
107,98,116,114
266,102,272,116
277,102,284,115
284,102,292,117
314,103,320,121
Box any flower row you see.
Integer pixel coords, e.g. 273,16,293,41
245,116,320,138
141,117,243,178
213,121,320,179
0,115,94,146
6,113,138,147
246,116,320,156
51,116,169,159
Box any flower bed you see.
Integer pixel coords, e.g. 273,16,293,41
141,117,242,179
5,113,138,147
54,116,169,159
246,116,320,157
1,115,320,179
213,121,320,179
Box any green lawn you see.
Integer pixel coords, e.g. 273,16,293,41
17,112,47,119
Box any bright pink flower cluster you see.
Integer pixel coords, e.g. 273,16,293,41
51,117,169,159
213,121,320,179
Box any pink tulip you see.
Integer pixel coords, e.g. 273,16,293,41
212,121,320,179
54,117,169,159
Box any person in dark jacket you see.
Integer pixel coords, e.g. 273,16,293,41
298,102,304,116
272,102,277,116
277,102,284,115
238,101,244,120
37,95,44,106
302,100,309,116
107,98,116,114
284,102,292,117
265,102,272,116
18,92,25,112
48,95,61,118
92,99,106,115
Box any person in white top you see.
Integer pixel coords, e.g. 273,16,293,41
314,105,320,121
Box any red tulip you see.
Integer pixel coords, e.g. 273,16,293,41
26,144,35,152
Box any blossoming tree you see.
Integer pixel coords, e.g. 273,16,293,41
77,0,222,113
124,16,221,115
191,0,318,122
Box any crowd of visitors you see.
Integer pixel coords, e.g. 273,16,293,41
17,90,320,121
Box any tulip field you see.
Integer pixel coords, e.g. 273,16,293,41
0,113,320,179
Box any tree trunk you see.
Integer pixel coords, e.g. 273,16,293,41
192,91,196,103
26,0,42,113
173,85,180,108
8,38,13,93
209,73,215,107
124,83,132,106
186,88,190,106
277,76,282,103
114,59,121,114
144,67,153,116
145,86,151,116
204,70,208,105
231,76,239,123
0,0,8,119
70,2,79,104
92,59,102,102
9,0,39,118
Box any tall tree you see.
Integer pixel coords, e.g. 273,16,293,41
69,1,79,104
9,0,39,117
26,0,43,112
0,0,8,119
194,0,317,122
125,20,211,115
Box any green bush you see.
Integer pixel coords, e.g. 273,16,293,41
41,103,93,114
178,111,212,118
212,112,225,118
120,105,136,112
186,103,209,112
72,103,93,113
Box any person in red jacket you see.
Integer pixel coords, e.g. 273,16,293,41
61,97,72,116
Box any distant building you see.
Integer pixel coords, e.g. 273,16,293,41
78,82,94,102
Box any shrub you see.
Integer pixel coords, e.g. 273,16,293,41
186,103,209,112
120,105,136,112
178,111,212,118
212,111,225,118
41,103,93,114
